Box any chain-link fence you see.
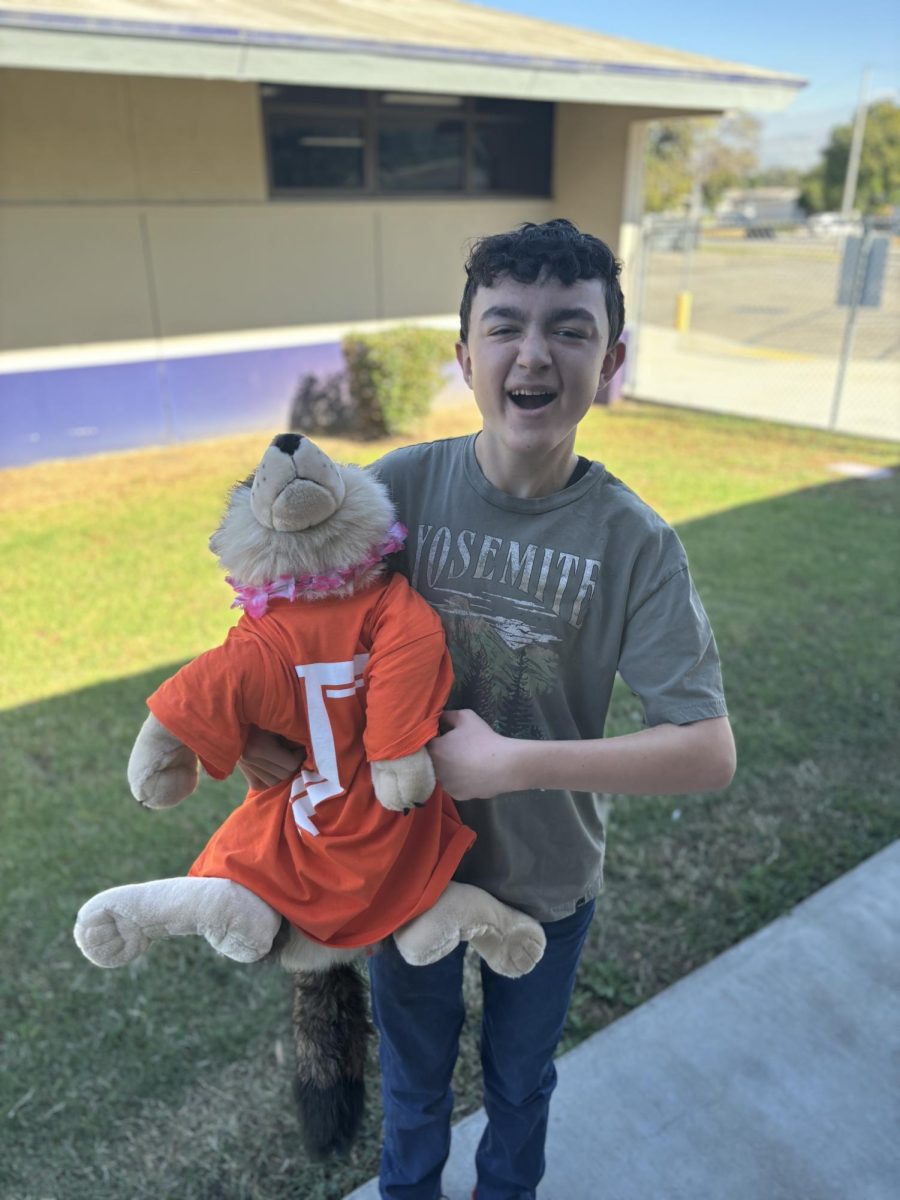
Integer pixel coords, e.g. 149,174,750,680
626,218,900,442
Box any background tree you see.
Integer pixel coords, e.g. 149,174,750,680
696,112,761,209
643,121,695,213
799,100,900,214
747,166,804,188
643,113,761,213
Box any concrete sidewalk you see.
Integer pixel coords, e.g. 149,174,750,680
629,324,900,443
346,841,899,1200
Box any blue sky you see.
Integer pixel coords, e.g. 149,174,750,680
478,0,899,168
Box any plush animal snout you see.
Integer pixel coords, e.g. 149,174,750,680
273,433,304,457
251,435,347,531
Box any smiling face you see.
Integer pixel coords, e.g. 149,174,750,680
456,272,625,496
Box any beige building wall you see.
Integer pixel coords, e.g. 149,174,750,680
1,197,553,350
0,68,266,201
554,103,634,247
2,69,674,352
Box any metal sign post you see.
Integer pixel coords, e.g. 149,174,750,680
830,229,889,430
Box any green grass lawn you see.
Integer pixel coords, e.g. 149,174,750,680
2,400,898,1200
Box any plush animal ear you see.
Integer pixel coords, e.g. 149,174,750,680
251,437,347,532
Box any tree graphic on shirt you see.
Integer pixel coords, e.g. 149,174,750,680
443,608,557,739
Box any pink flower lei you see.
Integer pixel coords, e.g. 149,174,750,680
226,522,406,619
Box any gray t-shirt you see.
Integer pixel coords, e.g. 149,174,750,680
374,434,727,921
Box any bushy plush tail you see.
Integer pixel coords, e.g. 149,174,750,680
291,964,372,1157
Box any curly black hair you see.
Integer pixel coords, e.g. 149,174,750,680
459,219,625,347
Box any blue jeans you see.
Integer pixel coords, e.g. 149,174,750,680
368,900,596,1200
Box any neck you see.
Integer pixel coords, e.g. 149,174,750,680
474,433,578,499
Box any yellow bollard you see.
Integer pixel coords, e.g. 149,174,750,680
675,291,692,333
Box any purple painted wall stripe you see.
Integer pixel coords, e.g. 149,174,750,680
0,340,344,468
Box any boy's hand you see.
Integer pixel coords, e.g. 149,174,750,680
238,728,304,790
427,709,515,802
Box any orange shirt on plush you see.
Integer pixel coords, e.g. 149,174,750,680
148,573,475,948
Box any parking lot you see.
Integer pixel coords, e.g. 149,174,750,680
639,234,899,363
627,231,900,441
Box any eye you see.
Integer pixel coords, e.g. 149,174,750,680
556,328,587,339
488,325,517,337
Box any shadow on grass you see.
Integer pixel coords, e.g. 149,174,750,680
1,468,898,1200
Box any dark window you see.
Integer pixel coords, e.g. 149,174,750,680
378,118,465,192
261,84,366,107
472,114,552,196
472,97,548,116
260,86,553,198
267,113,365,190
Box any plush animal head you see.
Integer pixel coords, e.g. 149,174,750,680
209,434,397,596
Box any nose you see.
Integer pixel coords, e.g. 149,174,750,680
272,433,304,456
516,328,552,371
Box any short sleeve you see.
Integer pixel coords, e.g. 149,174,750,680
362,576,454,761
618,565,728,728
370,453,414,581
147,637,256,780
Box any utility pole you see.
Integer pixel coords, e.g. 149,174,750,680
675,129,705,333
841,68,871,217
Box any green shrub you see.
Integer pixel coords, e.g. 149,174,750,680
342,326,455,438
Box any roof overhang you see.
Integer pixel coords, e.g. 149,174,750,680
0,9,805,112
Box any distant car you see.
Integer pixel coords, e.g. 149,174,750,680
808,212,861,238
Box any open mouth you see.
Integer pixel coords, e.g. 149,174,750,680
507,389,557,410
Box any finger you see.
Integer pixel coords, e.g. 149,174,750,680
252,742,304,767
248,755,298,777
238,764,270,790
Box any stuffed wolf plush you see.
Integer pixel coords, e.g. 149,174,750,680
74,433,545,1156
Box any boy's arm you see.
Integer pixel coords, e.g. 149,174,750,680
428,708,736,802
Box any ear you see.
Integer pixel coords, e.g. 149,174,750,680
597,340,626,391
455,340,473,390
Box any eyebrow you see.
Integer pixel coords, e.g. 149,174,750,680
479,305,599,328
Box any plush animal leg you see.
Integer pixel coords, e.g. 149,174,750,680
393,882,546,978
74,877,282,968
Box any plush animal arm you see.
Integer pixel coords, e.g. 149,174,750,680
370,747,435,813
127,712,199,809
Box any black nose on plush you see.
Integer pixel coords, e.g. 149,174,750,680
273,433,304,456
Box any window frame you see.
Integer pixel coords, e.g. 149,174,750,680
260,88,554,201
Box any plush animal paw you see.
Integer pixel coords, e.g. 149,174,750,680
370,748,435,812
74,894,152,967
74,878,282,967
394,881,547,979
468,920,547,979
128,713,200,809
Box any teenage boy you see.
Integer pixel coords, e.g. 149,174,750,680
243,219,734,1200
